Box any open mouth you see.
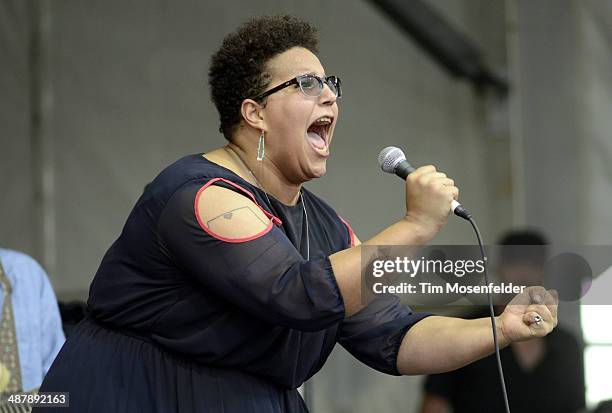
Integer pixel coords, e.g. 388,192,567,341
306,116,333,155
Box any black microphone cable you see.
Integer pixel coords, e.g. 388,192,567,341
428,189,512,413
464,211,512,413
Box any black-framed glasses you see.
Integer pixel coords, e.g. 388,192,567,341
253,74,342,101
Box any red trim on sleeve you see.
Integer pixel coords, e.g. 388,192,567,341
194,178,282,243
339,216,356,247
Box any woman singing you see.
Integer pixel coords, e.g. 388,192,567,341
35,15,557,413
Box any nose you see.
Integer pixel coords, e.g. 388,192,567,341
319,82,337,106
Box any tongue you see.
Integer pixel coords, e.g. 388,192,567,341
307,131,326,149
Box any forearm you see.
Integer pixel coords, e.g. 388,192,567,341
329,218,437,317
396,315,509,375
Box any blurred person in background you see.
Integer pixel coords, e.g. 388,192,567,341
420,230,585,413
0,248,65,404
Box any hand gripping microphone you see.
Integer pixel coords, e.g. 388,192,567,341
378,146,471,220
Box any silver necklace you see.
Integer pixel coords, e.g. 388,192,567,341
225,147,310,260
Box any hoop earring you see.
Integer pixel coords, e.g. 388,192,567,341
256,130,265,161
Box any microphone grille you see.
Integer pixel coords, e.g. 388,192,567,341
378,146,406,173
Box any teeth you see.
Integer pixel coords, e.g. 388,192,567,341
313,117,332,126
314,143,329,152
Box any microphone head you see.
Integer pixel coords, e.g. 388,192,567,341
378,146,406,174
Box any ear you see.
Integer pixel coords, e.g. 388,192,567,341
240,99,266,131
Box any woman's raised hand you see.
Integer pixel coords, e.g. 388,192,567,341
404,165,459,233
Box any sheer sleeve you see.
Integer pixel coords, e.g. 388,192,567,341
338,294,430,375
157,179,345,332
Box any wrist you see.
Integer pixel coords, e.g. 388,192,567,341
494,316,511,348
401,214,439,244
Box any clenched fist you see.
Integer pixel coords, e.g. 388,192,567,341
498,286,558,343
404,165,459,232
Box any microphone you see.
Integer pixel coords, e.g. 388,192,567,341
378,146,471,220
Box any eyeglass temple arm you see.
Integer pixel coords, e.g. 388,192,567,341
253,79,298,101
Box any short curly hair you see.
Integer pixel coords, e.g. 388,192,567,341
209,15,319,140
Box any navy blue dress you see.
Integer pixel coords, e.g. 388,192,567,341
35,155,429,412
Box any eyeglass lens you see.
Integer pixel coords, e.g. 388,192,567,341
298,75,341,98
